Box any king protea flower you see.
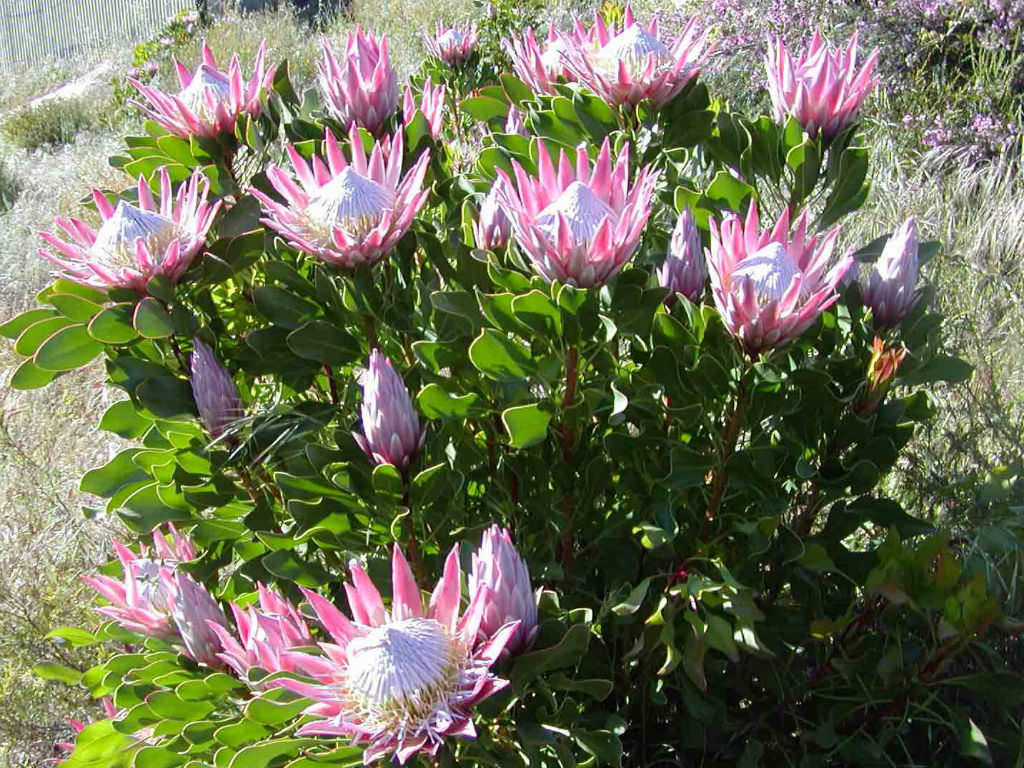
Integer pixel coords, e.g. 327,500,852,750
707,202,852,355
402,77,446,140
766,31,879,141
504,26,590,95
473,187,511,251
318,28,399,136
560,6,709,109
130,40,275,139
39,168,220,294
862,218,919,329
658,207,706,303
163,570,229,668
424,21,478,63
274,544,519,765
495,137,658,287
253,125,429,269
190,338,243,440
354,349,425,471
470,525,538,656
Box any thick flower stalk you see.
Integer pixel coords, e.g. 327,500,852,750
560,6,709,109
39,168,220,293
473,187,511,251
253,126,429,269
163,570,229,668
856,336,907,415
130,41,275,139
354,349,425,471
504,26,590,95
766,31,879,140
424,21,478,63
318,28,399,136
469,525,538,655
657,207,707,303
707,202,851,355
862,218,919,329
190,338,243,439
495,137,658,287
274,545,519,765
402,77,445,140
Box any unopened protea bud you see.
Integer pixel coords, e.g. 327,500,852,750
190,339,243,439
863,218,919,329
163,570,229,669
424,21,478,64
318,28,399,136
657,207,706,302
470,525,538,656
353,350,425,471
856,336,907,414
473,188,511,251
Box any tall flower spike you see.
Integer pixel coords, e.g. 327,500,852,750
130,40,275,139
354,349,425,471
39,168,220,293
273,544,519,765
318,28,399,136
658,207,707,303
862,218,919,329
707,202,852,355
495,137,658,287
424,21,478,63
253,125,429,269
190,338,243,440
473,187,511,251
766,31,879,140
402,76,446,140
470,525,538,656
560,6,710,109
163,569,229,669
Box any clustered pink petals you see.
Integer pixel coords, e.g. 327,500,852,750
473,187,511,251
423,21,478,64
766,31,879,140
190,338,243,440
503,26,592,96
39,168,220,294
862,218,919,329
707,202,852,355
253,126,429,269
495,137,658,287
469,526,538,656
354,349,425,471
403,76,446,140
318,28,399,136
130,41,276,139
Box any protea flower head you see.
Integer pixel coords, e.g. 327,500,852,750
707,202,852,355
39,168,220,294
495,137,658,287
766,31,879,141
402,76,446,140
856,336,907,415
473,187,511,251
469,525,538,656
318,28,399,136
862,218,919,329
560,6,709,109
163,570,229,668
657,207,706,303
353,349,425,471
504,26,591,95
253,125,429,269
130,40,275,139
424,21,478,63
190,338,243,440
274,544,519,765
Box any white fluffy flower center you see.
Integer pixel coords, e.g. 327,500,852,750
592,24,670,79
535,181,616,249
733,242,803,304
92,201,178,267
130,558,172,610
178,64,232,120
541,39,569,77
305,168,396,241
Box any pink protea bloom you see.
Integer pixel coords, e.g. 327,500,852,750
862,218,919,329
318,29,399,136
473,187,511,251
707,202,852,355
354,349,425,471
190,338,243,439
274,544,519,765
130,40,275,139
424,21,478,63
253,126,429,269
163,569,229,668
402,77,446,140
469,525,538,656
658,207,707,303
560,6,709,109
766,31,879,141
495,137,658,287
504,26,591,95
39,168,220,294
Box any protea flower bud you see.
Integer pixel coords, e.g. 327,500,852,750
657,207,706,302
163,570,229,668
862,218,919,329
856,337,907,414
402,76,445,139
39,168,220,294
504,26,590,95
253,125,429,269
707,202,852,355
495,137,658,287
473,188,511,251
318,28,399,136
190,338,243,440
273,545,518,764
424,21,478,63
130,40,275,139
469,525,538,656
353,350,425,471
766,31,879,141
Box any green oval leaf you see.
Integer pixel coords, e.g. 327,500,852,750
34,324,103,371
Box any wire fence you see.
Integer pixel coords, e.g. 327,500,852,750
0,0,194,69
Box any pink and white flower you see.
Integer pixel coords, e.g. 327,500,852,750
473,187,511,251
862,218,919,329
318,28,399,136
403,77,446,140
658,207,707,303
424,21,478,63
470,525,538,656
504,26,592,96
354,349,425,471
163,570,229,668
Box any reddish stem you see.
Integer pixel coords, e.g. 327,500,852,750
558,348,579,569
